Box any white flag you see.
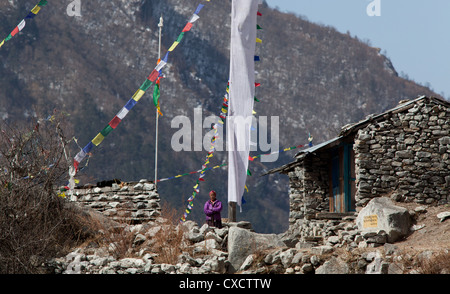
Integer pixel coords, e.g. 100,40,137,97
227,0,260,211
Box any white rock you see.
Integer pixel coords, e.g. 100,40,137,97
315,257,349,274
239,254,255,271
119,258,144,268
437,212,450,222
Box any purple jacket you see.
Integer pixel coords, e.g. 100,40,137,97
204,200,223,221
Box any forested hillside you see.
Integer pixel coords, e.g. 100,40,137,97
0,0,441,232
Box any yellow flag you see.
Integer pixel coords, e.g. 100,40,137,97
92,133,105,146
132,89,145,102
168,41,179,51
31,5,41,15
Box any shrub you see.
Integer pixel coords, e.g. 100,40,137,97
0,112,87,273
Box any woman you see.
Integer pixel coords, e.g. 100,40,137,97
204,190,223,228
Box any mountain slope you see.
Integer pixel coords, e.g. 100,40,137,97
0,0,441,233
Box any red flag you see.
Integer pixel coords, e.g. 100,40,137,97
182,22,193,32
11,26,19,37
148,69,160,82
108,116,121,129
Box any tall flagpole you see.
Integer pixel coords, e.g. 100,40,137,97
155,15,163,189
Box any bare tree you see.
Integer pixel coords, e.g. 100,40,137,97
0,111,87,274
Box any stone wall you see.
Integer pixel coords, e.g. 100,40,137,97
354,99,450,207
287,152,331,226
71,180,161,223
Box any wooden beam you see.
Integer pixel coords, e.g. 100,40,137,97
228,201,236,222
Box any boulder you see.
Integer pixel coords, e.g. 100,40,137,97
315,257,349,274
280,248,297,268
356,197,411,243
227,226,284,273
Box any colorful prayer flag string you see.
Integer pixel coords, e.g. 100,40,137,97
0,0,48,49
73,0,213,173
150,1,210,109
179,85,228,224
155,143,309,184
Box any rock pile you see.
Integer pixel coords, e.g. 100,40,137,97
45,212,449,275
43,195,448,275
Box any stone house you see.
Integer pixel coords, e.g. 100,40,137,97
267,96,449,242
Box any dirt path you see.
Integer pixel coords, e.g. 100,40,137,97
394,203,450,252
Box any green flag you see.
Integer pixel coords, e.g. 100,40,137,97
153,81,160,107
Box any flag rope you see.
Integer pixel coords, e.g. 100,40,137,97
0,0,48,50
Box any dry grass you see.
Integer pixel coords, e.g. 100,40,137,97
68,202,195,265
147,202,191,264
416,251,450,274
73,209,137,259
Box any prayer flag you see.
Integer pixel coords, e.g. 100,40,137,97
176,32,185,42
116,107,129,120
108,116,121,129
140,79,153,91
82,142,94,154
228,0,260,211
100,125,113,138
11,27,19,37
132,89,145,102
194,4,205,15
18,20,26,31
124,98,137,110
148,69,160,82
168,41,179,52
25,12,36,19
182,23,193,32
31,5,41,15
92,133,105,146
74,150,86,163
153,80,160,107
155,60,166,72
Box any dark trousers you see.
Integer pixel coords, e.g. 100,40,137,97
206,218,222,229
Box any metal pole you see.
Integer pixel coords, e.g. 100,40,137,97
155,15,163,189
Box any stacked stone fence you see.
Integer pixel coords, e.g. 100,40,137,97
70,179,161,223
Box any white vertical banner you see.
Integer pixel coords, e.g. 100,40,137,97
227,0,260,211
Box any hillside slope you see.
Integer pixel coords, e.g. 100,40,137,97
0,0,441,232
